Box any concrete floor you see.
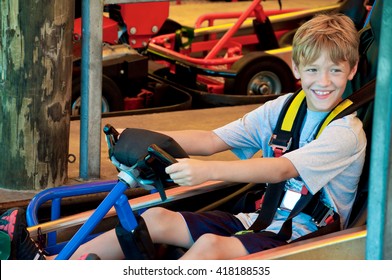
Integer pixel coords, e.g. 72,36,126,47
0,0,340,210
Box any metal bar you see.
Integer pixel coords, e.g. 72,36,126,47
78,0,169,179
26,180,118,226
27,181,231,237
79,0,103,179
204,0,262,59
55,180,132,260
114,193,138,232
366,0,392,260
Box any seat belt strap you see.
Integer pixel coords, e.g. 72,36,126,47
248,182,285,231
315,79,375,138
275,191,315,240
316,99,353,138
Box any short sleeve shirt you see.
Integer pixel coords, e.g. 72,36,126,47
213,93,367,240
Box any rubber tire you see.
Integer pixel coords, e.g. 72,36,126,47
71,74,124,116
224,52,296,96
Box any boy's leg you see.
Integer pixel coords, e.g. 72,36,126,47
171,211,287,259
178,231,287,260
67,228,124,260
142,207,194,248
180,234,248,260
69,207,192,260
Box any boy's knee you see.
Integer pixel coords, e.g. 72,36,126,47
143,207,166,220
184,234,224,259
142,207,168,227
142,207,174,235
196,233,221,249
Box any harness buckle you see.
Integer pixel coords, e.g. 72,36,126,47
279,189,301,211
313,207,334,227
268,134,292,157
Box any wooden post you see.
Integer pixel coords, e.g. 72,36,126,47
0,1,74,190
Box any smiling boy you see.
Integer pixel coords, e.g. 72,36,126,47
1,13,365,260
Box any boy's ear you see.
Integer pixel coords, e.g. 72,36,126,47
348,61,359,80
291,59,301,80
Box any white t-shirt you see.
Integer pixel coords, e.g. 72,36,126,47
213,93,367,241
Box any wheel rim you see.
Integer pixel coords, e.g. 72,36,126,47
247,71,282,96
71,96,110,116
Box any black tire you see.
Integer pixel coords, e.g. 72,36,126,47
71,74,124,116
224,52,296,96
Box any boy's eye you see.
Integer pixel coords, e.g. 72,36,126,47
305,68,317,72
331,68,342,73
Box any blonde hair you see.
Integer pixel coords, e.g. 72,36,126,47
292,13,359,69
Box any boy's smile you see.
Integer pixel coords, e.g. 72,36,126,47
292,50,358,112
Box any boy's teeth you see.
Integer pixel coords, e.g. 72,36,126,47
314,90,329,95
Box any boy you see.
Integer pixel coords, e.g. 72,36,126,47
1,13,365,260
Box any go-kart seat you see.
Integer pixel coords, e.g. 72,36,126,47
344,0,381,228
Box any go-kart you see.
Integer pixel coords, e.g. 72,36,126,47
70,0,369,115
71,0,187,117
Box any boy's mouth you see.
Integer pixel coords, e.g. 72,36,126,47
312,90,333,97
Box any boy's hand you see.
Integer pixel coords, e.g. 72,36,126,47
165,158,211,186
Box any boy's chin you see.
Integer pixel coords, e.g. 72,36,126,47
307,102,338,112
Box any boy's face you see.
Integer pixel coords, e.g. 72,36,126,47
292,50,358,112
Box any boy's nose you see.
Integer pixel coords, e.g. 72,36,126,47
318,72,331,86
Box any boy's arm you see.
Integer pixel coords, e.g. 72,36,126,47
158,130,231,156
165,156,299,186
116,128,231,156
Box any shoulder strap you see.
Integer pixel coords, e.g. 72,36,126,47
269,89,307,157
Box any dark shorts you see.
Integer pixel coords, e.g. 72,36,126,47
180,210,287,254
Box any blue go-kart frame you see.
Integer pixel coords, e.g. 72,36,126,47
26,124,180,260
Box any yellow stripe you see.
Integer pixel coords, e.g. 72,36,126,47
266,46,292,55
281,90,306,131
195,19,253,34
316,99,353,138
